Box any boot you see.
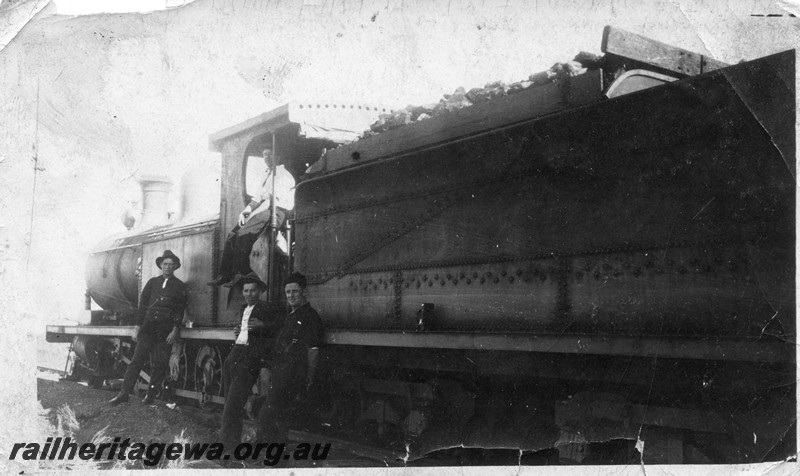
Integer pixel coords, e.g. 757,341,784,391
108,391,129,406
222,273,243,288
142,387,158,404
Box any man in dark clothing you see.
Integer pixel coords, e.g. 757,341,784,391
220,272,283,450
256,272,323,443
109,250,187,405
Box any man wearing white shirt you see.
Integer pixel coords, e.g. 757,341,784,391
208,148,295,287
219,272,282,451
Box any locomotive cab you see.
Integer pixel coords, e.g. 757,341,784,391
209,102,390,306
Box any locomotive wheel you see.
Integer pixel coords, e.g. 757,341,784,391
194,345,223,403
72,336,116,390
167,342,188,394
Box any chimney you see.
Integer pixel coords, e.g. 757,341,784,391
138,175,173,229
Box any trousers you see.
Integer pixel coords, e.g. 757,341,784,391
121,329,171,394
220,345,262,448
217,208,287,280
218,231,262,280
256,359,306,443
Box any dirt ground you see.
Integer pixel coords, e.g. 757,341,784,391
36,369,381,470
37,369,224,470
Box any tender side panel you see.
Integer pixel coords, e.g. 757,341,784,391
295,52,794,340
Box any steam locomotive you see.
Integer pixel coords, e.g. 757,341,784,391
46,27,795,464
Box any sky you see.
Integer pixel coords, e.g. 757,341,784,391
0,0,798,465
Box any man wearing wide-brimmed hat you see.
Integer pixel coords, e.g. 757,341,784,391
109,250,188,406
219,272,283,451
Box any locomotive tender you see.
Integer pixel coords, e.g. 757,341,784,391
46,27,795,464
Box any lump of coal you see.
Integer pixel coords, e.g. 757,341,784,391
574,51,603,69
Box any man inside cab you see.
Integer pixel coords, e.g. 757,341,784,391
208,147,294,288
